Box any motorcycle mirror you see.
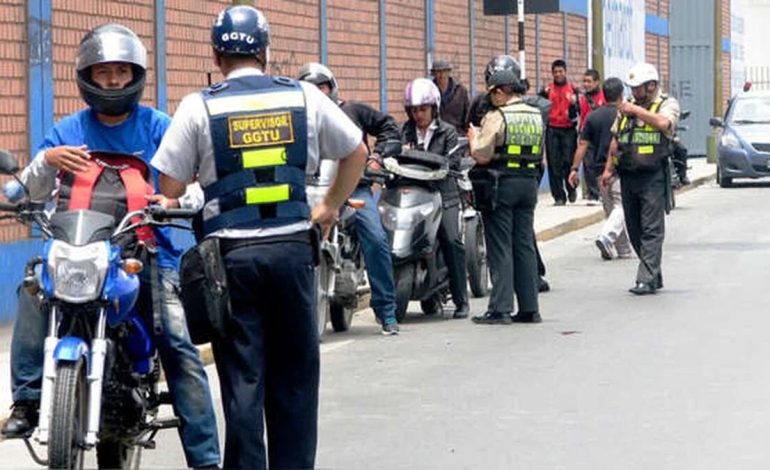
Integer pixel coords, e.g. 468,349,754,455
0,149,19,175
380,139,403,158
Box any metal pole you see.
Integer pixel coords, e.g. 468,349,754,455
591,0,603,77
518,0,525,79
505,14,510,55
380,0,388,112
469,0,476,97
714,0,723,117
425,0,435,74
320,0,328,64
535,14,541,89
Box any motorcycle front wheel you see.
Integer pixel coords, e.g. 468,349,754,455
465,216,489,298
49,358,87,470
330,302,354,332
394,264,415,323
315,258,332,338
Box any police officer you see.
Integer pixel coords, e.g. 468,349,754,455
468,59,542,324
467,55,551,294
297,62,401,334
151,6,367,469
600,63,680,295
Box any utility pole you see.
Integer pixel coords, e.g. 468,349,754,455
714,0,723,117
591,0,603,77
518,0,525,78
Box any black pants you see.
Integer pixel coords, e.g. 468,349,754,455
438,203,468,306
213,240,319,470
482,174,539,314
620,169,666,286
546,126,577,203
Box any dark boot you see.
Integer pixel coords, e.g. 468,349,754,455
471,311,513,325
1,400,39,438
511,311,542,323
453,303,470,319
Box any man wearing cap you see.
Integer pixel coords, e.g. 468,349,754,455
431,59,471,134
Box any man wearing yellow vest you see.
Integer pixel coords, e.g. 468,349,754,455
600,63,680,295
151,5,367,469
468,59,542,325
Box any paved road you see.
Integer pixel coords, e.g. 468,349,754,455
3,180,770,469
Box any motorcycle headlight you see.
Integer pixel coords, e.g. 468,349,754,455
379,201,435,231
720,131,741,149
46,240,110,303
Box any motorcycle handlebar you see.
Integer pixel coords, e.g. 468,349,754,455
0,202,18,212
147,206,198,220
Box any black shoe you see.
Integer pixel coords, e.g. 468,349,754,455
654,275,663,290
538,277,550,293
554,200,566,206
1,400,39,439
567,189,577,203
629,282,656,295
511,311,542,323
453,303,470,319
679,175,690,185
472,311,513,325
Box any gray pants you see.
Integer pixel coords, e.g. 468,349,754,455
482,174,539,314
600,176,631,256
620,169,666,286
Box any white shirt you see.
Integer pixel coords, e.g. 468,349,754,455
416,120,439,150
151,67,362,239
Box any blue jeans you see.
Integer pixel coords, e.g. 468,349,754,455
352,186,397,325
10,268,221,468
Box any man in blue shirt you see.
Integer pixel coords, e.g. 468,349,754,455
1,24,220,469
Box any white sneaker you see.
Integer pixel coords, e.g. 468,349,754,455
595,236,616,260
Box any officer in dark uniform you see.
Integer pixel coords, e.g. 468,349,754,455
468,59,542,324
600,63,679,295
467,55,551,294
151,5,368,469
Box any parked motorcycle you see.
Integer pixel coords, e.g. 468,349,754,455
307,160,369,337
0,150,193,469
455,138,489,298
668,109,691,208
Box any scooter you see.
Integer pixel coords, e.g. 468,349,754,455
307,160,369,337
455,138,489,298
0,150,195,469
377,148,452,322
668,109,691,208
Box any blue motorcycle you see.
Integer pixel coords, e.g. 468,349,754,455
0,150,196,469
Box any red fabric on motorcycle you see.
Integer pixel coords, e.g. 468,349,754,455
64,153,155,243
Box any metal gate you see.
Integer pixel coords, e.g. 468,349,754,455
669,0,715,156
746,65,770,91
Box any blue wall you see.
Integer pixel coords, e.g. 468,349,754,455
0,239,45,324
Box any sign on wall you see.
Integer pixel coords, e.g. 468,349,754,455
602,0,646,80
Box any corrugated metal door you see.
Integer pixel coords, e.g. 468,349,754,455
669,0,714,156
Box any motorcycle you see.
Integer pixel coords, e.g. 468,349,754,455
668,109,691,209
455,138,489,298
0,150,196,469
307,160,370,337
376,144,479,322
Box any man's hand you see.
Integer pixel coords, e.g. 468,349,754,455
599,169,614,190
567,92,577,106
618,101,638,116
568,169,579,188
145,194,180,209
44,145,91,173
311,199,339,239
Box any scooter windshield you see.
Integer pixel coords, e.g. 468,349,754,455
50,210,116,246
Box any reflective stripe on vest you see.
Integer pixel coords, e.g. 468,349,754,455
616,98,671,170
200,75,310,237
496,102,544,165
65,157,154,243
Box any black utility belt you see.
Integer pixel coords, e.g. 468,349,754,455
219,228,317,254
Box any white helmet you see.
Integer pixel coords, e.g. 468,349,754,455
297,62,339,102
404,78,441,110
625,63,659,87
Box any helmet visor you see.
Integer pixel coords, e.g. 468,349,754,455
77,29,147,71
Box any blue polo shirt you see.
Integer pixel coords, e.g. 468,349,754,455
37,105,189,269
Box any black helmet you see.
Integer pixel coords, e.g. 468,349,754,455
486,69,519,91
76,24,146,116
211,5,270,57
297,63,339,102
484,55,522,90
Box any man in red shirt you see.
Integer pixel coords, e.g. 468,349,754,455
578,68,607,202
540,59,579,205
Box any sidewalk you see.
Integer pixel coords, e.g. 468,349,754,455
0,159,716,424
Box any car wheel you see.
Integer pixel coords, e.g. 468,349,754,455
717,165,732,188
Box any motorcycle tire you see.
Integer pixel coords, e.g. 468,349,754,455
394,264,415,323
315,258,331,338
49,358,88,470
464,216,489,298
330,302,354,333
420,295,444,316
97,440,141,469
